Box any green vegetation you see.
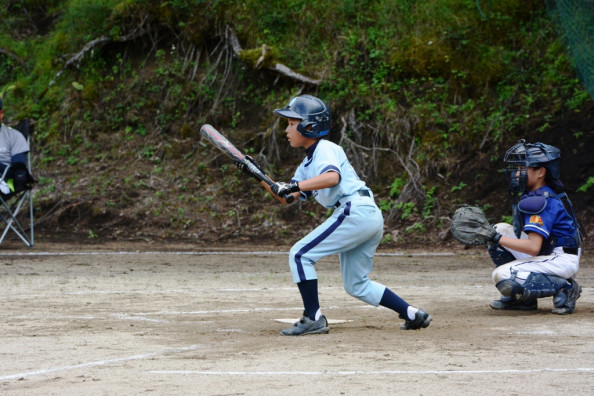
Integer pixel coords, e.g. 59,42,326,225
0,0,591,244
577,177,594,193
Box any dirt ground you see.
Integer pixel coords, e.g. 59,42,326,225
0,241,592,396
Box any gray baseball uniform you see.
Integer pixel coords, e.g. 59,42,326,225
0,124,29,166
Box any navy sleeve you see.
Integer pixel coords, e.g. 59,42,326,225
11,153,27,164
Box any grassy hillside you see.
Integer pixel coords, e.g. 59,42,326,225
0,0,592,247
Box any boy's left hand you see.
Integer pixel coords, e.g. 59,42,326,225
234,155,263,181
271,181,300,197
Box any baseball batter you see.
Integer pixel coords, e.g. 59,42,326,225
267,94,432,335
487,140,582,314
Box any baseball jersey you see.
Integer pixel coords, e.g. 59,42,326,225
0,124,29,165
292,139,366,208
520,186,578,246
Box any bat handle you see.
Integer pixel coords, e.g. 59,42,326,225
284,194,295,204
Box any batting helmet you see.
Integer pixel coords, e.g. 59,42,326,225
503,139,563,195
273,95,332,138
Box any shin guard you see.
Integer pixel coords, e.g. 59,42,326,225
521,273,569,301
497,272,569,302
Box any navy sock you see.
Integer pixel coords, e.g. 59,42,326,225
297,279,320,320
379,288,409,318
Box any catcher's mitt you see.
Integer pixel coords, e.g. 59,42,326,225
450,205,501,246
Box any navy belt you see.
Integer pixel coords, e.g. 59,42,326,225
562,247,578,255
334,190,371,208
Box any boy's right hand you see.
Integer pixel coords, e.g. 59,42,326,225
271,181,300,197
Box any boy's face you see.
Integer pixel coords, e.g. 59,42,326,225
284,118,316,149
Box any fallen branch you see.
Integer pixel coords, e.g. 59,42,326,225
46,18,148,92
271,63,320,85
226,25,320,86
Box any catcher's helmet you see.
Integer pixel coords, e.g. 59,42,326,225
273,95,331,138
503,139,563,195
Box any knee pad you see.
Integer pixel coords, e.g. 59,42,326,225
498,272,569,302
488,244,515,267
496,279,523,298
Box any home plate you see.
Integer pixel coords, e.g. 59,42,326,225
275,318,352,324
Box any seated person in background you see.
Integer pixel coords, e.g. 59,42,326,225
0,98,31,195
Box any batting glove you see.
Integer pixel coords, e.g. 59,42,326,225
271,181,300,197
234,155,263,181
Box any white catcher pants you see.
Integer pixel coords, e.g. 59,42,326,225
491,223,580,285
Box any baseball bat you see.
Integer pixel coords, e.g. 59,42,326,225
200,124,295,203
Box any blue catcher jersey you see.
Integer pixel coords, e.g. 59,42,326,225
521,186,577,244
292,140,366,208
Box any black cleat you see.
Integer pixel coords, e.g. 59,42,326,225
552,279,581,315
281,314,329,336
400,309,432,330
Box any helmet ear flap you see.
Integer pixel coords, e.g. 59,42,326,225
297,121,308,133
297,121,315,137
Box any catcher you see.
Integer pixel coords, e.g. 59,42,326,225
451,140,582,314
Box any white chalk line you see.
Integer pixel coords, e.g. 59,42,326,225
1,313,168,323
0,284,479,304
0,287,299,300
4,347,590,382
0,307,304,322
133,304,373,316
0,250,455,257
150,367,594,376
4,285,449,300
0,250,288,256
1,305,372,322
0,345,202,381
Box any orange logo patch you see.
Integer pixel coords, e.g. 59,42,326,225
529,215,543,226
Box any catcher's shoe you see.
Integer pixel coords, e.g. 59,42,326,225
489,297,537,311
400,309,432,330
281,313,329,336
552,279,581,315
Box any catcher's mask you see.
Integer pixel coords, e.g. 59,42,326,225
273,95,332,139
503,139,563,196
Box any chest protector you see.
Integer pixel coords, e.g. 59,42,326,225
512,191,582,254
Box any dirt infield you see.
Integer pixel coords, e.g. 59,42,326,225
1,242,592,395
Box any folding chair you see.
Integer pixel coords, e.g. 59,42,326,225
0,118,35,247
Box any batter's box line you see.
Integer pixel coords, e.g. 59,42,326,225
149,367,594,376
0,345,203,381
0,250,456,257
0,305,375,322
133,304,374,316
